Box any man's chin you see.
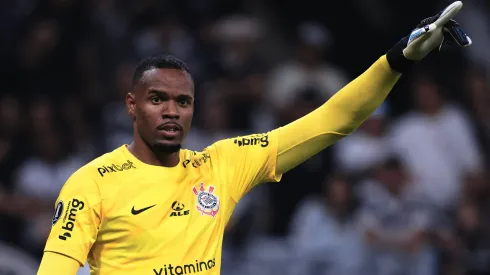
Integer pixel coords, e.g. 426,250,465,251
152,141,182,154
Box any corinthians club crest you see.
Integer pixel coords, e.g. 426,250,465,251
192,183,220,217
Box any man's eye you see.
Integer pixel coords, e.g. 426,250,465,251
179,99,189,106
151,97,162,104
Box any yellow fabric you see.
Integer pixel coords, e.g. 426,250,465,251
37,251,80,275
275,55,400,174
41,134,280,275
38,55,400,275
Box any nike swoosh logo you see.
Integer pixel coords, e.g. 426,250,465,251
131,204,156,215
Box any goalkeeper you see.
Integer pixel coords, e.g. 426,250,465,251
37,2,471,275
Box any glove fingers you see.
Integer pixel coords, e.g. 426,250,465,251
443,24,472,46
417,13,440,28
433,1,463,27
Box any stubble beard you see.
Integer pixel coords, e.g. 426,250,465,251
152,142,181,154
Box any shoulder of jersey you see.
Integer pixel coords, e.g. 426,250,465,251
69,146,133,180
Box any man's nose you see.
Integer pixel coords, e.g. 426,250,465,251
162,101,180,119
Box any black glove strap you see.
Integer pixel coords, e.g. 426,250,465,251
386,36,417,74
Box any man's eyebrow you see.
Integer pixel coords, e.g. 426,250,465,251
147,89,167,95
176,94,195,100
148,89,194,100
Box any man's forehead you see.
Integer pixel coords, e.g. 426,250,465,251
140,68,194,92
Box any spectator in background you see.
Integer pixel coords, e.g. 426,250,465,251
59,95,98,162
102,61,137,151
211,15,270,132
13,119,85,256
334,103,392,178
388,74,483,210
267,20,349,126
359,157,436,275
211,15,265,81
184,92,236,151
132,17,198,71
444,199,490,275
289,174,365,275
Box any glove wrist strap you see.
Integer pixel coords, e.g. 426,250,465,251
386,36,417,74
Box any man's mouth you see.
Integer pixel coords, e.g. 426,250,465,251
157,123,182,137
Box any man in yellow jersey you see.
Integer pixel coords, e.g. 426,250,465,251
37,2,471,275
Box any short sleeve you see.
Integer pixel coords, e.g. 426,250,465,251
44,169,102,265
207,131,282,201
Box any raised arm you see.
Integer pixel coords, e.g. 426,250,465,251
273,1,472,175
204,1,471,202
274,55,399,174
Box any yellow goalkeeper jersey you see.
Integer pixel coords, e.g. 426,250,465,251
41,55,401,275
45,132,281,275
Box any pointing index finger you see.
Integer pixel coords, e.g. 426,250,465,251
434,1,463,27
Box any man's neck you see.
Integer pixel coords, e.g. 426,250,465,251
127,141,180,167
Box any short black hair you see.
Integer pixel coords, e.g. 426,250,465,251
132,53,192,87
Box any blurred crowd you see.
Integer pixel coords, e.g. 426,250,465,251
1,0,490,275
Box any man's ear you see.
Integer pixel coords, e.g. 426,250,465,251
126,92,136,121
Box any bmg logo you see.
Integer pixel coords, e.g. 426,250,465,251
58,198,85,241
233,134,269,147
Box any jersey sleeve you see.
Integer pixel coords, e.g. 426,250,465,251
43,168,102,265
273,56,400,175
37,251,81,275
208,131,282,201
